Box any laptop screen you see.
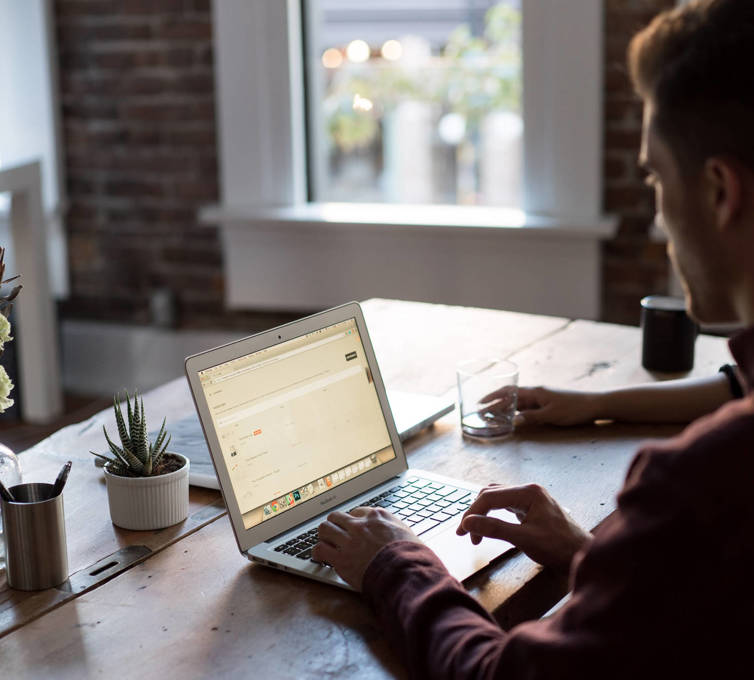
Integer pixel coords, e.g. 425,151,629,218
197,318,397,529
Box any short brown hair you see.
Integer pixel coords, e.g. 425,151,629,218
628,0,754,173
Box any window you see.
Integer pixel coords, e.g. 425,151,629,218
0,0,61,215
0,0,67,299
208,1,614,320
212,0,604,220
305,1,523,208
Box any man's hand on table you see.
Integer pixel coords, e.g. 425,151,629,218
457,483,592,572
511,386,601,427
313,507,422,591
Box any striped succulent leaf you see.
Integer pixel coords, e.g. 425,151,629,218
126,392,134,434
152,434,171,469
151,418,167,453
103,427,130,467
132,398,148,465
113,396,131,455
90,451,121,469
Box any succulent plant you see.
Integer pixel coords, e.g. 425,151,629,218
91,391,173,477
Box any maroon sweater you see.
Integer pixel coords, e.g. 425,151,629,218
363,329,754,679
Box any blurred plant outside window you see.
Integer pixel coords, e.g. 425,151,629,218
308,0,522,208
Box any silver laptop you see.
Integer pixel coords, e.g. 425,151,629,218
184,301,514,589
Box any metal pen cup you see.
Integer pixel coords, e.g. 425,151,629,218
1,482,69,590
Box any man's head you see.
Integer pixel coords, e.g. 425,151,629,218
628,0,754,324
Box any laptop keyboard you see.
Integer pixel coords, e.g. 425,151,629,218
273,477,475,562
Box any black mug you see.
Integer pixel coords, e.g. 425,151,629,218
640,296,698,372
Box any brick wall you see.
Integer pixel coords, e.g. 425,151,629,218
601,0,676,325
55,0,298,331
55,0,675,330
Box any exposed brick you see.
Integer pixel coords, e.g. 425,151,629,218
604,64,632,92
601,0,673,323
604,98,642,124
170,179,218,201
189,0,210,12
159,47,196,68
123,127,163,145
154,20,212,41
117,0,185,15
55,1,119,20
605,128,643,152
605,186,654,211
56,21,153,42
604,156,630,181
62,98,120,119
103,179,167,198
55,0,222,325
161,246,222,267
119,101,199,122
165,128,216,146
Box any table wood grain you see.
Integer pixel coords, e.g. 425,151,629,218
0,299,732,676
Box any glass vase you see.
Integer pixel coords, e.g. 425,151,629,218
0,442,22,568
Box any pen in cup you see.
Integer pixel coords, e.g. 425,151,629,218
51,461,72,498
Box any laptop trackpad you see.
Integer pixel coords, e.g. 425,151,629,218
427,527,515,583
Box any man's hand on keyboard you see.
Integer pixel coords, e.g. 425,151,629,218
313,507,421,591
457,483,592,573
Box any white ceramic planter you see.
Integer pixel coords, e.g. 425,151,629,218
104,454,189,530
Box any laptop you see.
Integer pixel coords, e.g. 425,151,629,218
146,391,454,490
184,301,515,589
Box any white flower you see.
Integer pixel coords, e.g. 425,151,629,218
0,364,14,413
0,314,11,352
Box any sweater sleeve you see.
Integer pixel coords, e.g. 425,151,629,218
362,540,509,680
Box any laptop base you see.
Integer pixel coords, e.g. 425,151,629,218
247,469,516,590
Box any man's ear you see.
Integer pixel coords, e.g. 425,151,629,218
704,157,742,232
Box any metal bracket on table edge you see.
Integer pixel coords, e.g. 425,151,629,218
60,545,152,594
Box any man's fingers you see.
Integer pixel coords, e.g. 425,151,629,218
460,515,524,544
479,398,515,416
514,387,546,409
312,540,339,565
515,408,548,426
327,510,360,530
467,485,535,517
480,388,504,403
480,386,517,404
457,484,539,535
349,506,370,517
317,520,350,546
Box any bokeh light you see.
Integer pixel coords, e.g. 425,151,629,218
352,94,374,112
346,39,371,63
381,39,402,61
321,48,343,69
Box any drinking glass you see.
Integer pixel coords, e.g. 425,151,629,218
456,359,518,438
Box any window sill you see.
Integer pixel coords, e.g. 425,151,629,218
201,202,617,319
199,202,617,240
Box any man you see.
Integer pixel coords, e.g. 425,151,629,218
313,1,754,676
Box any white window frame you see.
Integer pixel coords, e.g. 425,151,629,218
0,0,67,299
205,0,616,319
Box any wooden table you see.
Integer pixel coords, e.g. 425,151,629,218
0,299,732,678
